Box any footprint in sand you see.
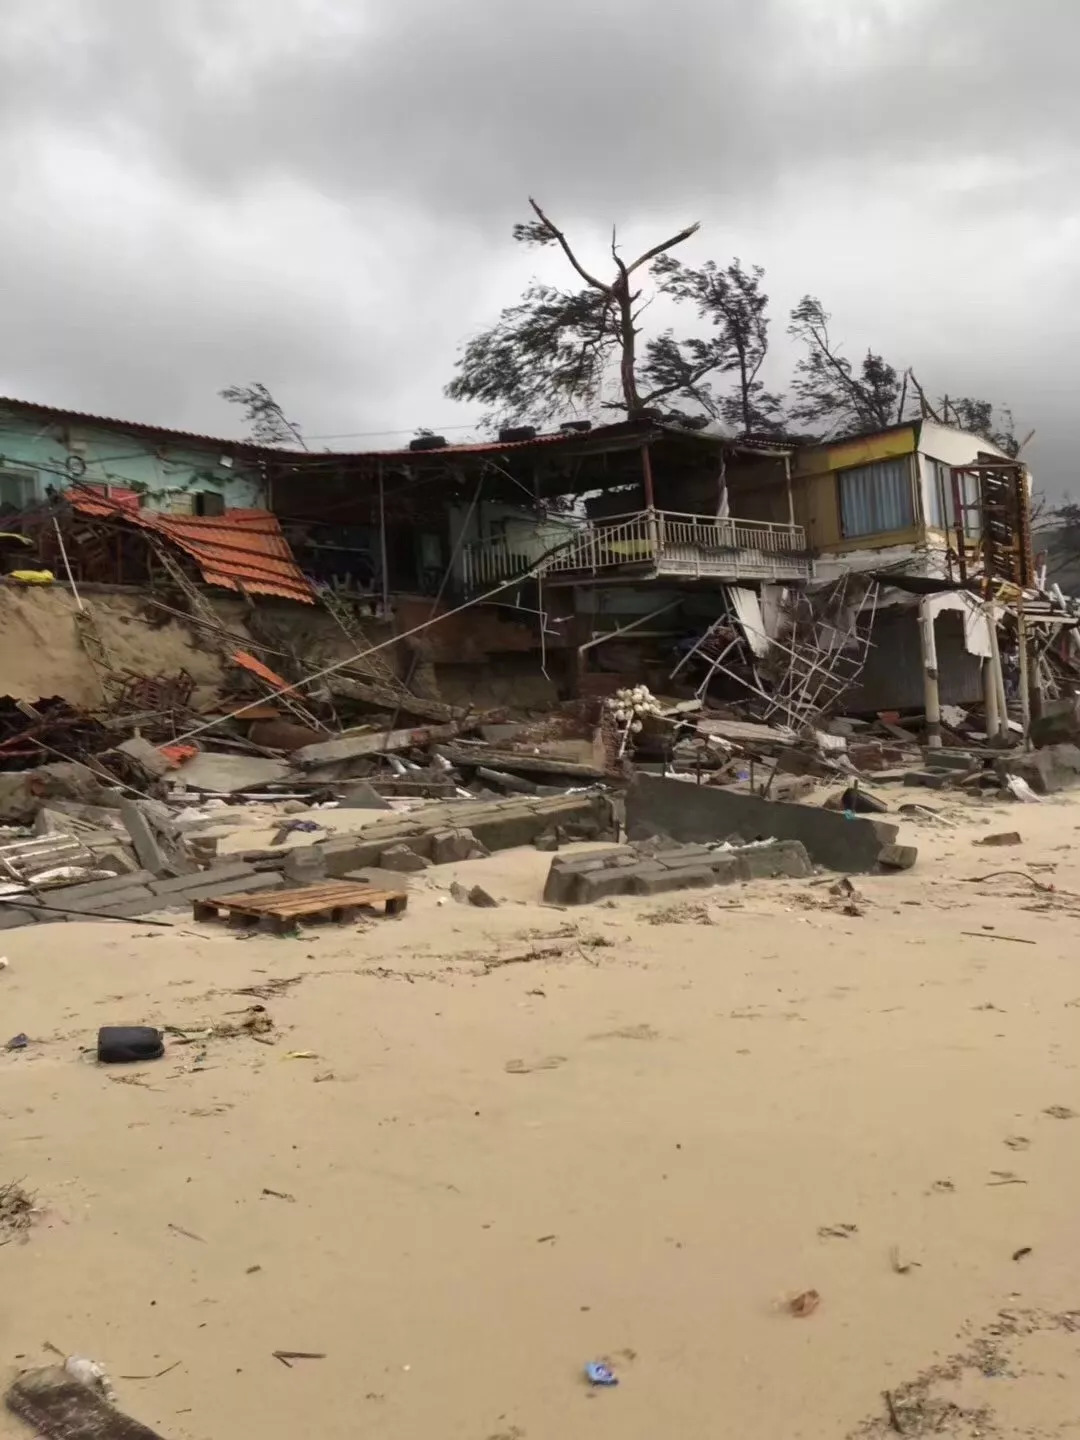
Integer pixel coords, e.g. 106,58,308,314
589,1024,660,1042
504,1055,566,1074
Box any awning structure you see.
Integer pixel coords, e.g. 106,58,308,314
68,488,314,604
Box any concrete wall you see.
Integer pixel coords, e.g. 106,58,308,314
0,404,265,517
843,607,984,713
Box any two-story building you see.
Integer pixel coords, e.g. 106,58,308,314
790,418,1036,735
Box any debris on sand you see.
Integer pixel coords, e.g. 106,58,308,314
0,1180,36,1243
6,1364,165,1440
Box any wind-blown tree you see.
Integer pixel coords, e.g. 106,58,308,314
446,199,783,428
220,382,307,448
937,396,1021,458
787,296,906,435
650,256,786,435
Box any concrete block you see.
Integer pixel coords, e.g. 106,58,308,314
119,800,171,876
0,906,42,929
116,736,171,780
625,774,906,874
40,886,156,915
429,830,479,865
86,845,140,877
994,747,1080,797
149,862,257,895
342,867,414,891
1031,698,1080,749
158,871,285,908
284,846,330,883
654,845,717,869
338,780,391,810
629,865,719,897
923,751,980,772
41,869,156,902
738,840,813,880
379,844,432,873
878,844,918,871
571,868,637,903
903,771,952,789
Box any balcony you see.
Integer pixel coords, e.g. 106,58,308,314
462,510,812,591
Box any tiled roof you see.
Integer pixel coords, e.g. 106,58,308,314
68,489,314,604
0,395,266,454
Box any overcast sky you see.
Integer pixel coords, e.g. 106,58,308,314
0,0,1075,493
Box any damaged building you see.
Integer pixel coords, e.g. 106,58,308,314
0,392,1073,785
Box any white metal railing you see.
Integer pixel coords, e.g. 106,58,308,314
544,511,809,579
462,511,810,589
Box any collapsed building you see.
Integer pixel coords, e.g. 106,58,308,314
0,393,1074,769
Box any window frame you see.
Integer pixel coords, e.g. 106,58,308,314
836,454,916,540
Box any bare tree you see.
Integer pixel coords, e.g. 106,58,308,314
446,199,703,424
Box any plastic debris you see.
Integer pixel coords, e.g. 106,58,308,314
584,1362,618,1386
97,1026,164,1063
63,1355,116,1403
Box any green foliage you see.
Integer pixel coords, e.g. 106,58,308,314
220,382,305,448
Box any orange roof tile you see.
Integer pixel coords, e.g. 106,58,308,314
232,649,292,690
68,490,314,604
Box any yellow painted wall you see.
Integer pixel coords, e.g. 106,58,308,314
795,425,916,475
791,427,920,551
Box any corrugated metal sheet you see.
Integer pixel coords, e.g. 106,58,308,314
68,489,314,603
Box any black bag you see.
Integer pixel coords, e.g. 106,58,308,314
97,1026,164,1063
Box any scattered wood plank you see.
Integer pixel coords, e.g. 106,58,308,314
193,881,407,932
960,931,1037,946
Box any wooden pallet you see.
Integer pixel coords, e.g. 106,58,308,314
193,880,407,932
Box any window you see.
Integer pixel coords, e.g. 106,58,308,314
0,469,36,516
925,458,981,537
838,458,914,538
194,490,225,517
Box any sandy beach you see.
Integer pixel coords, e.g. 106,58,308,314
3,790,1080,1439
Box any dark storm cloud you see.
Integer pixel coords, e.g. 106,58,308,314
0,0,1076,489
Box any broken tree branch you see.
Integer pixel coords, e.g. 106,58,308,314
528,197,609,293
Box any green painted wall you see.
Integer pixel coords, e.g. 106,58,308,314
0,403,266,517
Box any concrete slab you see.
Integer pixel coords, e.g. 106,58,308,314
171,753,293,793
625,774,907,874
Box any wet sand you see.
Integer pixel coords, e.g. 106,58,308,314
3,789,1080,1438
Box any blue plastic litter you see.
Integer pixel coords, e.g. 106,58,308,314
584,1362,618,1387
